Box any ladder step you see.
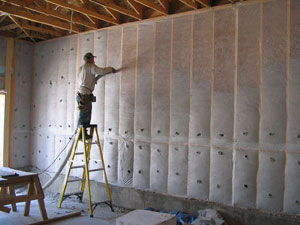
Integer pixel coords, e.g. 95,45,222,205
86,142,98,145
69,160,84,163
75,152,84,155
71,165,85,169
63,191,83,198
89,168,104,172
67,178,84,183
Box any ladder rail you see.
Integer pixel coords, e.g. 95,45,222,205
82,129,93,216
95,127,114,211
57,129,81,208
57,125,114,217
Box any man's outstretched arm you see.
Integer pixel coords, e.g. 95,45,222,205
93,65,117,82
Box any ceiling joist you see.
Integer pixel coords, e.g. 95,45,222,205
178,0,198,9
9,15,36,42
0,0,234,42
0,23,18,31
17,31,47,40
24,0,36,6
157,0,168,10
0,3,81,33
103,6,120,22
45,0,119,24
21,22,64,37
127,0,143,16
90,0,142,20
0,15,7,24
133,0,168,15
4,0,98,29
195,0,210,7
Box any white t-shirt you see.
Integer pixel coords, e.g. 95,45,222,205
78,63,113,95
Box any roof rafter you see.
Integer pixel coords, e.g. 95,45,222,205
21,21,64,37
133,0,168,15
103,6,120,22
24,0,36,6
157,0,168,10
195,0,210,7
18,31,48,40
178,0,198,9
4,0,98,29
0,15,7,23
0,23,18,31
127,0,143,16
45,0,118,24
0,3,81,33
90,0,142,20
9,15,36,42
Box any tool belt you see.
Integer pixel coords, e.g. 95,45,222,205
77,92,92,112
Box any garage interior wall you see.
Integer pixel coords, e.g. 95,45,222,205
12,40,34,168
10,0,300,216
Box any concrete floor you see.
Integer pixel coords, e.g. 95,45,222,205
0,191,131,225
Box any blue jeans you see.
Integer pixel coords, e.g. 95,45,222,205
76,94,92,127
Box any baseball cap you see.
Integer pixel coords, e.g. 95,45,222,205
83,52,96,61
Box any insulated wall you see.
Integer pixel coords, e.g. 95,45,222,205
12,40,34,168
29,0,300,216
31,37,77,174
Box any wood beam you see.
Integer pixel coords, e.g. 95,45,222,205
195,0,210,7
21,22,64,37
73,13,98,29
24,0,36,5
9,16,35,42
17,32,47,40
178,0,198,9
90,0,142,20
0,24,18,31
81,5,99,24
127,0,143,16
5,0,99,29
133,0,168,15
45,0,118,24
85,14,96,24
103,7,120,22
157,0,168,10
0,3,81,33
0,15,7,24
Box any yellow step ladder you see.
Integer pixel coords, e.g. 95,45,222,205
57,124,113,217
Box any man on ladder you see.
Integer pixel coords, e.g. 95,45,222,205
57,53,117,217
77,52,116,136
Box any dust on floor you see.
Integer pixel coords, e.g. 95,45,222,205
0,191,131,225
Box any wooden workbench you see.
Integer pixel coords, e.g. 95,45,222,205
0,167,48,220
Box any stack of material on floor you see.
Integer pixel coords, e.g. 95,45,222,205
116,209,176,225
191,209,225,225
